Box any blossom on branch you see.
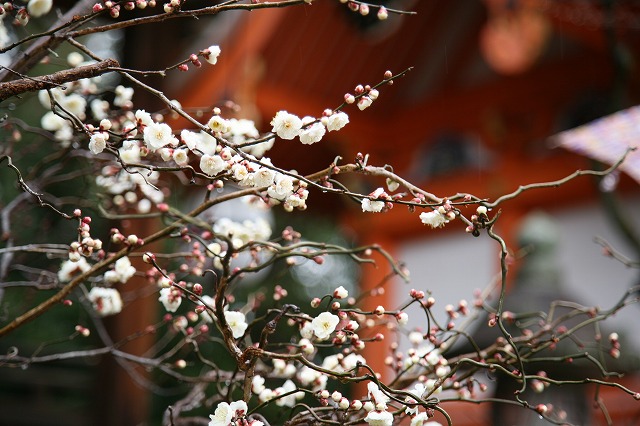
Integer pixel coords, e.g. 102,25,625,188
271,111,303,140
362,187,387,213
299,117,326,144
325,111,349,132
89,132,108,155
419,210,448,228
103,256,136,284
203,45,222,65
224,310,248,339
58,257,91,282
364,409,393,426
208,400,247,426
159,287,182,312
88,287,123,317
144,122,178,151
311,311,340,340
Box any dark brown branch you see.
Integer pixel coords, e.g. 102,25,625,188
0,58,119,102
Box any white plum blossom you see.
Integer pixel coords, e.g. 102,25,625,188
419,210,448,228
144,122,177,151
38,87,66,109
396,312,409,325
273,359,297,378
103,256,136,284
41,111,67,132
114,85,134,107
224,310,248,338
159,287,182,312
271,111,302,140
88,287,123,317
333,285,348,299
364,410,393,426
361,188,386,213
204,45,221,65
208,115,230,134
59,93,87,120
252,167,276,187
208,400,247,426
67,52,84,67
212,217,272,247
326,111,349,131
231,163,249,182
275,379,299,407
267,173,295,201
89,133,108,154
172,148,190,166
367,382,389,409
138,199,152,213
252,375,266,394
199,295,216,323
299,320,314,339
405,382,426,415
135,109,154,127
200,154,227,176
342,353,366,371
297,366,327,391
159,147,173,161
193,131,218,155
299,117,326,145
181,129,200,151
311,312,339,340
91,99,109,120
58,257,91,282
180,130,218,155
357,95,373,110
411,412,442,426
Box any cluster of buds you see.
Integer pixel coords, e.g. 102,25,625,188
281,226,302,242
68,212,103,261
445,300,469,321
95,0,154,14
361,187,392,213
273,284,288,301
609,332,621,359
530,371,549,393
317,389,353,411
340,0,388,20
344,84,380,111
74,325,91,337
110,228,144,247
466,205,490,237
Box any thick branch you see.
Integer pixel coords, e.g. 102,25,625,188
0,59,119,102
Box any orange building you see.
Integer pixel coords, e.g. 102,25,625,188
171,1,640,424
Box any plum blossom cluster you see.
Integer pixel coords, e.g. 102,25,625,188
339,0,389,20
96,166,165,214
87,286,123,317
419,200,456,229
212,217,272,249
92,0,159,18
361,187,393,213
209,400,263,426
271,110,349,144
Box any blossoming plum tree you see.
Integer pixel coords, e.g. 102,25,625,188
0,1,638,425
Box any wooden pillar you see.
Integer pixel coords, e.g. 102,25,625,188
98,218,158,426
